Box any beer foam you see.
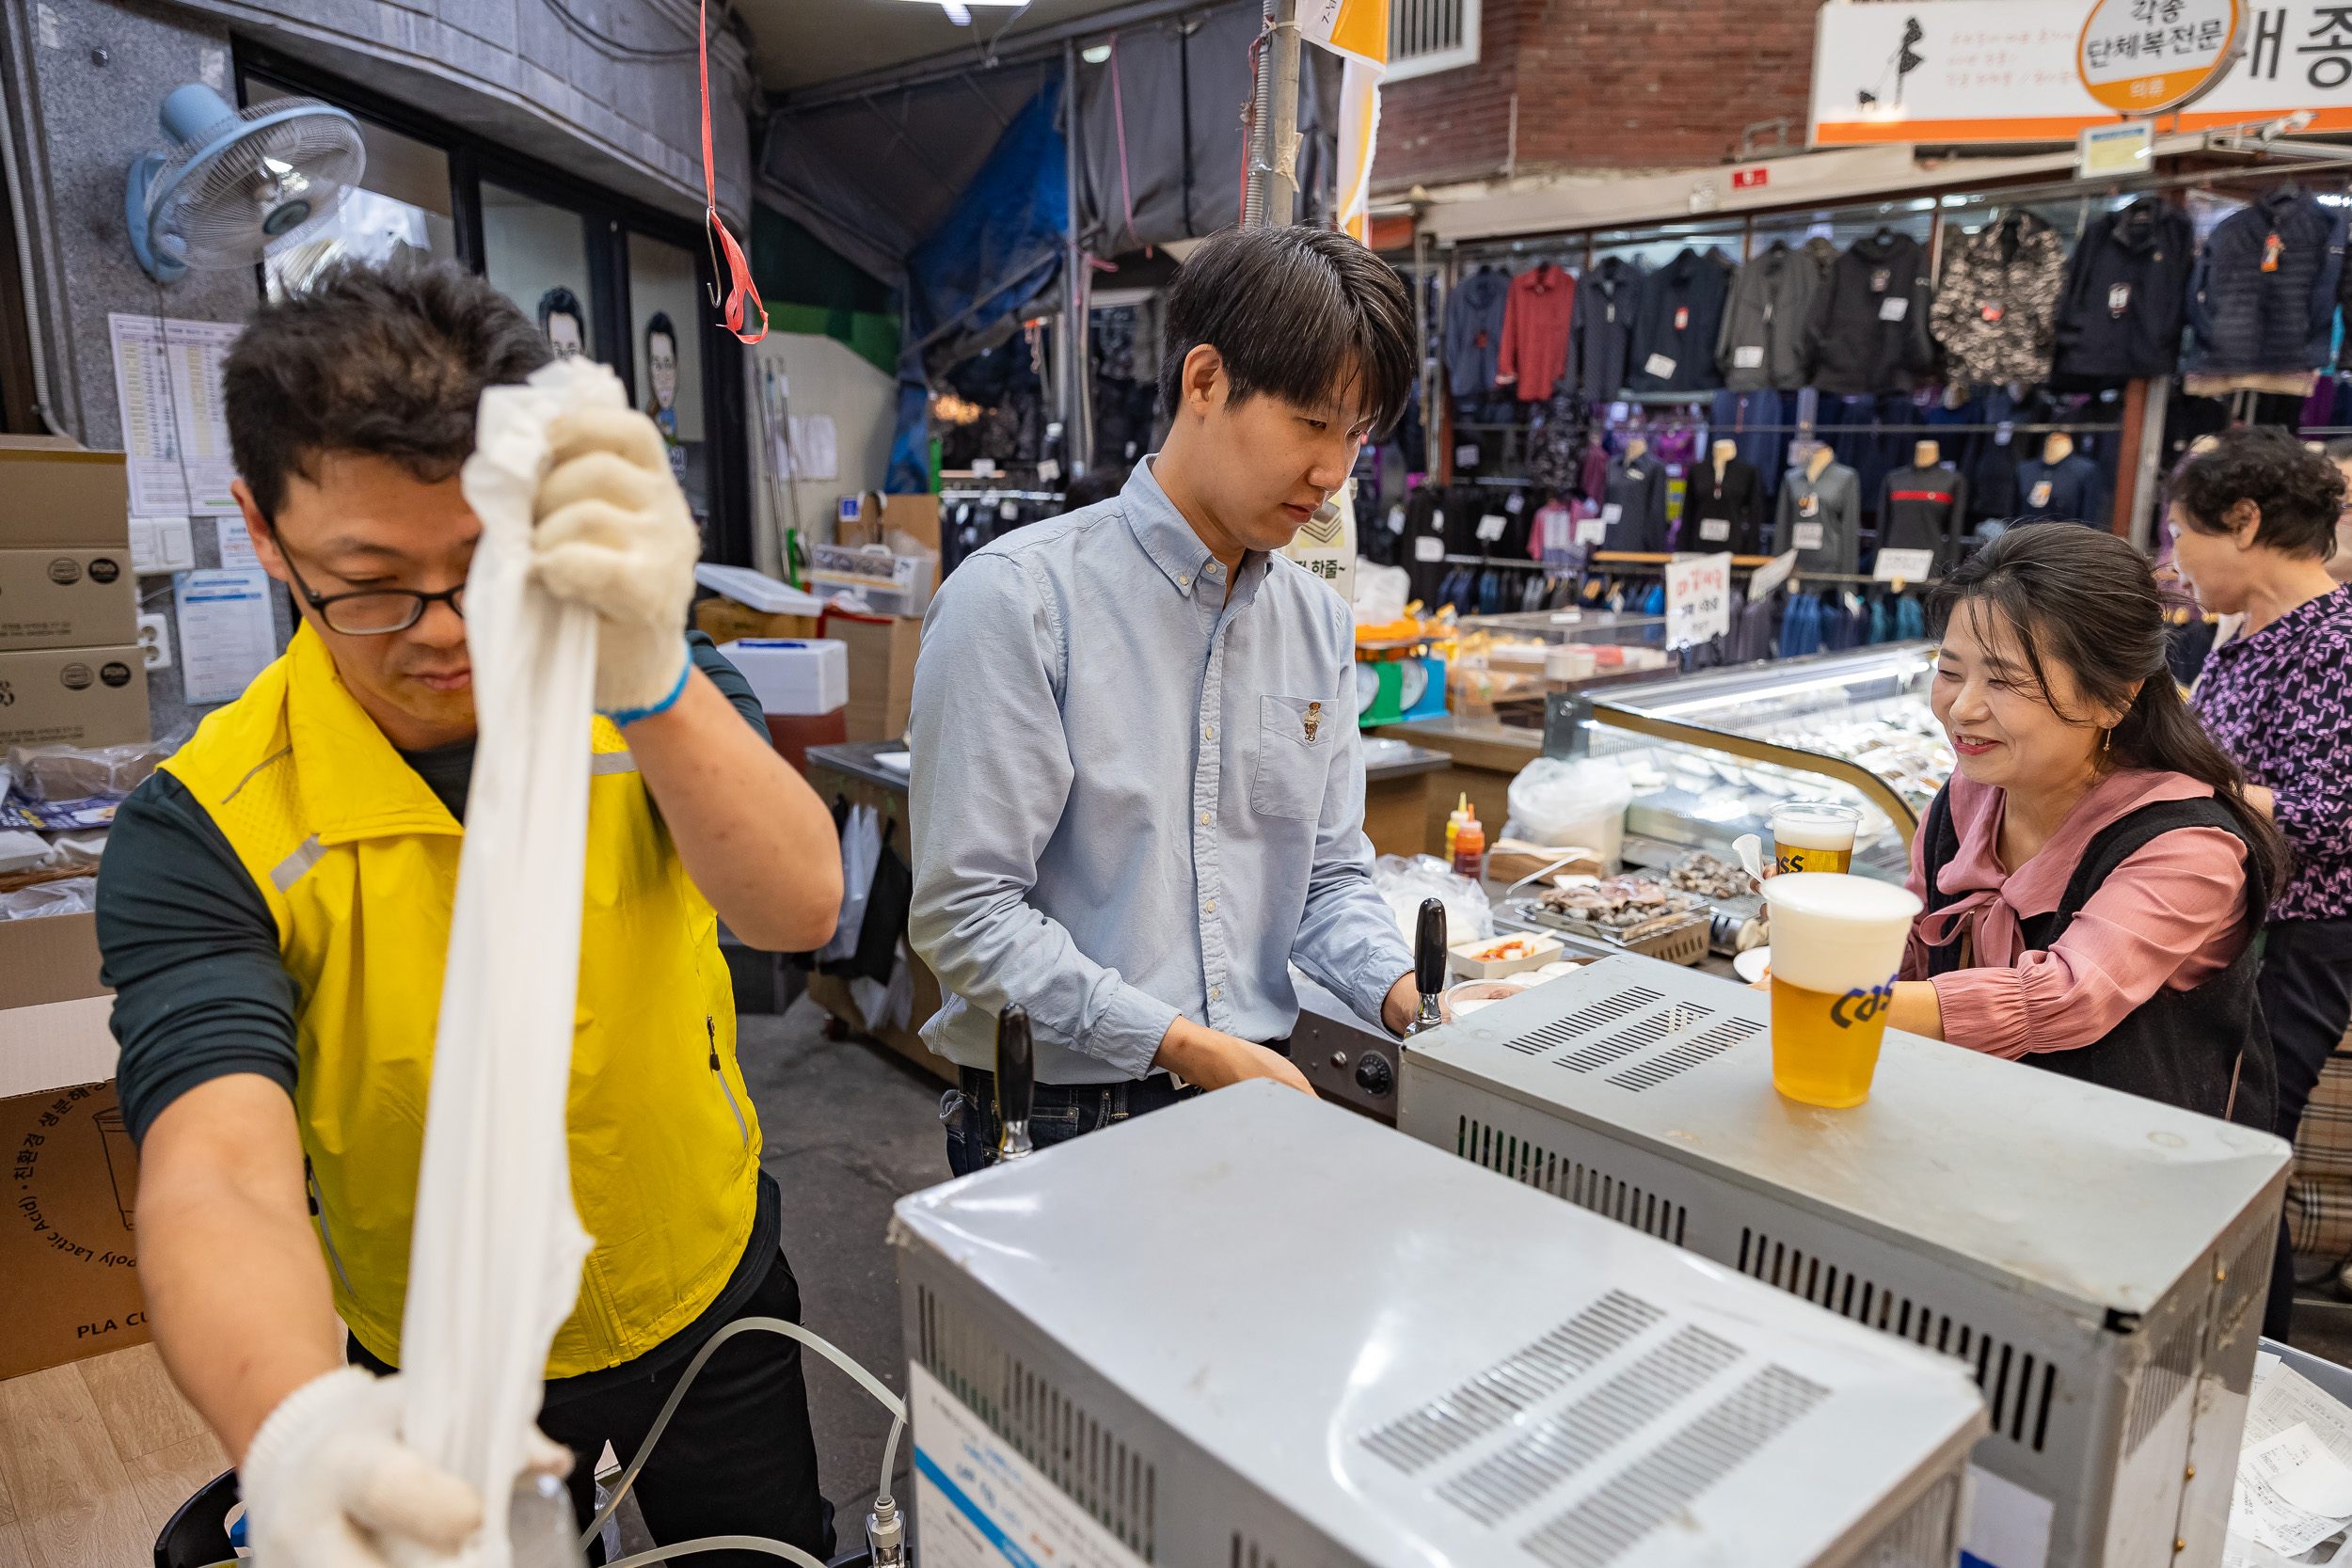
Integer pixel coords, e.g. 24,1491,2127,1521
1771,814,1857,851
1762,873,1921,995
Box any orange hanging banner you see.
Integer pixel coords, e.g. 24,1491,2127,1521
700,0,767,344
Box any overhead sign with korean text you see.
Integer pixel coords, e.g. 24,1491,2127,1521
1812,0,2352,144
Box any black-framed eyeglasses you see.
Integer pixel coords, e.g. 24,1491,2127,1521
278,546,466,636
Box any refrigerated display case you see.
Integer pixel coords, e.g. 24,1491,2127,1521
1581,642,1944,884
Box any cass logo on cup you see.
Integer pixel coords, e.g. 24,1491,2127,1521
47,557,82,585
1829,979,1897,1029
88,557,121,584
59,661,94,690
99,660,133,689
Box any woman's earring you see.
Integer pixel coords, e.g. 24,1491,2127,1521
2102,727,2113,753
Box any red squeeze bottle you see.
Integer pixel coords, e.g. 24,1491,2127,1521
1452,807,1486,878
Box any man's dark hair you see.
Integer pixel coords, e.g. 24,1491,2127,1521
1156,226,1414,436
2171,424,2345,561
224,259,551,521
645,309,676,349
537,284,585,338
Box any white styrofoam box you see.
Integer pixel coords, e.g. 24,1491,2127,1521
694,562,825,616
721,638,848,716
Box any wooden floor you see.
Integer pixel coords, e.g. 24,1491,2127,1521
0,1344,229,1568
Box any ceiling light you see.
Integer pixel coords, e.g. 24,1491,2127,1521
1082,43,1111,62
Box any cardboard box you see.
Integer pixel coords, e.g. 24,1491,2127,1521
0,547,138,650
0,445,129,548
0,644,151,749
882,493,939,552
0,1077,151,1378
0,913,108,1012
695,596,818,646
821,610,919,742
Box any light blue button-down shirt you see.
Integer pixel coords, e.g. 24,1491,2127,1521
907,458,1414,1083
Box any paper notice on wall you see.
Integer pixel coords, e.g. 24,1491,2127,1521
780,415,837,481
173,568,278,705
912,1364,1146,1568
215,516,262,570
108,313,242,516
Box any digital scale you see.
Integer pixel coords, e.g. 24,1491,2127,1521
1354,639,1446,726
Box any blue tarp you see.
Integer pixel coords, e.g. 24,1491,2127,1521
885,80,1068,493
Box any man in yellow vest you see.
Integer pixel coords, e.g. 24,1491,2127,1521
95,261,845,1565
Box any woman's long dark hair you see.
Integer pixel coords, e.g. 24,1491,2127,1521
1927,524,2290,893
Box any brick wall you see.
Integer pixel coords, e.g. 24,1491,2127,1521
1374,0,1820,187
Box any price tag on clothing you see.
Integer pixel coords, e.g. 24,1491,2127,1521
1699,517,1731,543
972,456,998,476
1874,547,1936,583
1994,421,2014,446
1732,345,1765,369
1415,534,1446,562
1794,521,1825,551
1387,505,1406,534
1505,491,1524,514
1577,515,1609,545
1664,552,1732,650
1037,458,1061,482
1599,502,1624,526
1878,296,1910,323
1454,443,1480,467
1644,354,1677,378
999,500,1020,520
1476,514,1507,542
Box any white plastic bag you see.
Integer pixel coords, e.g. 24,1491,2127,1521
1372,853,1492,947
820,804,881,963
1353,562,1410,625
1506,756,1633,870
0,876,95,918
399,358,610,1568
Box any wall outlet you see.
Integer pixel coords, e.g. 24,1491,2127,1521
137,611,172,670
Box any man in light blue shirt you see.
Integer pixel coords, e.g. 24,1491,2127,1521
908,227,1422,1174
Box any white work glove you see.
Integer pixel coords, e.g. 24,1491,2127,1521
241,1367,572,1568
532,406,699,722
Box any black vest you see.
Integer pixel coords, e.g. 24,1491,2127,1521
1918,787,2274,1131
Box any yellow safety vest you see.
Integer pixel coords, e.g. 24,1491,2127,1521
160,624,759,1376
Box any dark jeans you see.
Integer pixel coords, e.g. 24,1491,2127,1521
942,1040,1291,1176
351,1248,833,1567
2261,919,2352,1340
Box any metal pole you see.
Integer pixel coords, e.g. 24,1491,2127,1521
1063,39,1087,476
2129,373,2170,551
1244,0,1301,227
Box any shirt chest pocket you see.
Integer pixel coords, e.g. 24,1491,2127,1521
1252,694,1333,821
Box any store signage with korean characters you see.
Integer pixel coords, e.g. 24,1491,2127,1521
1664,553,1732,650
1810,0,2351,142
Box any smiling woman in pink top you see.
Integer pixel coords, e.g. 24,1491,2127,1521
1877,525,2287,1132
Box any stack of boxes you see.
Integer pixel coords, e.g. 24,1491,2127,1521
0,436,150,751
0,436,151,1377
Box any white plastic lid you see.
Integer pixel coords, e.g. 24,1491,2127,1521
1761,873,1922,994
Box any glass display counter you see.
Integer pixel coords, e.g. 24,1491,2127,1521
1581,642,1944,884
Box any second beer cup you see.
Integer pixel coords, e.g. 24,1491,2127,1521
1768,800,1863,875
1759,872,1923,1108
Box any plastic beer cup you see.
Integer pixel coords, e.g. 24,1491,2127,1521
1760,873,1923,1108
1769,800,1864,876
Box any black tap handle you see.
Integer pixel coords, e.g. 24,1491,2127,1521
994,1004,1036,1162
1415,897,1449,998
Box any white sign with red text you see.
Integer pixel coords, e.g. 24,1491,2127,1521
1665,553,1733,650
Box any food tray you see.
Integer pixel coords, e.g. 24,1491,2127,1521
1505,901,1713,965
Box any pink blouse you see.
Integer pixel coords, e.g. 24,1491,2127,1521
1900,769,2250,1060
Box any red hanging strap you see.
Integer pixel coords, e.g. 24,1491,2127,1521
700,0,767,344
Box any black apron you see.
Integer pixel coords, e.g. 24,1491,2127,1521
1917,786,2275,1131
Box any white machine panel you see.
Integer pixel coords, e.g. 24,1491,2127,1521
1396,954,2291,1568
895,1082,1986,1567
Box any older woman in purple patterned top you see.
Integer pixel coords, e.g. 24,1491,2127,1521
2173,427,2352,1336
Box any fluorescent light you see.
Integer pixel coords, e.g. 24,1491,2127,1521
1082,42,1112,62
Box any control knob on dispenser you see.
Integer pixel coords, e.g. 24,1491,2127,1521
1400,896,1449,1039
993,1003,1035,1164
1354,1052,1395,1096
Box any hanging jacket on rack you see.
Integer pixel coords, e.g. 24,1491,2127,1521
1403,483,1453,607
1879,464,1969,569
2053,198,2197,383
1931,212,2069,388
1897,595,1926,641
1602,453,1668,551
1813,231,1936,396
1717,241,1823,391
1444,267,1513,398
2187,187,2347,380
1498,263,1578,403
1628,248,1732,393
1776,461,1863,576
1569,258,1643,399
1682,457,1766,554
2014,451,2108,526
